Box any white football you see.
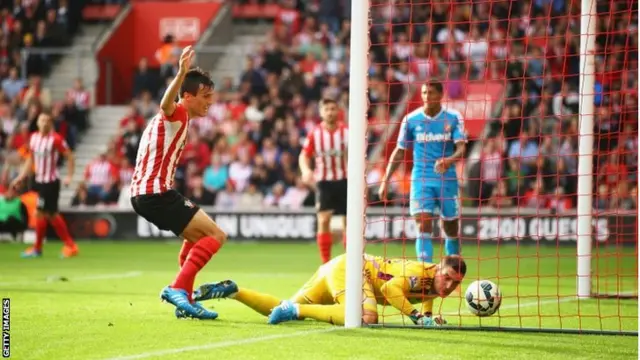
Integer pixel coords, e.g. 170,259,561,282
465,280,502,317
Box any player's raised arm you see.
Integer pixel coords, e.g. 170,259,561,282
378,115,409,200
160,46,194,117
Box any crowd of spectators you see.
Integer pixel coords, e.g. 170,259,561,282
0,0,87,195
468,0,638,212
73,0,638,213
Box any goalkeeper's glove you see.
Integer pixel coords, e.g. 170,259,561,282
409,310,446,327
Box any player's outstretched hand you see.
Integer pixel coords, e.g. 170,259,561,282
178,46,195,73
433,315,447,325
410,311,446,327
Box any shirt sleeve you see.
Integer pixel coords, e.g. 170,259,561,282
163,103,188,122
421,299,434,315
451,110,467,143
54,135,70,154
396,115,412,150
302,131,315,156
380,276,419,317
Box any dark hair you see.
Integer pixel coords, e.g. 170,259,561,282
443,255,467,276
180,68,214,98
39,110,53,119
319,98,337,107
425,81,444,94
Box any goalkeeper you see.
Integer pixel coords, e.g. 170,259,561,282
379,81,467,263
191,253,466,326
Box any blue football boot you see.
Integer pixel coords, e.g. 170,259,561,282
175,302,218,320
160,286,217,320
193,280,238,302
267,300,299,325
20,247,42,258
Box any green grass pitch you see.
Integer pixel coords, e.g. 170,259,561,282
1,241,637,360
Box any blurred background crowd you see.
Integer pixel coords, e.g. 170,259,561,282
0,0,637,213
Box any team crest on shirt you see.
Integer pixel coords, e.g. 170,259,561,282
184,199,194,208
444,122,451,133
409,276,419,290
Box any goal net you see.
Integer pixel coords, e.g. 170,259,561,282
345,0,638,334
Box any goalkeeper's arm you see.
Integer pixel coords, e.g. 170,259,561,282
380,277,440,326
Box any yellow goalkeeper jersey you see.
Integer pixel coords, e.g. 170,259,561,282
363,254,438,316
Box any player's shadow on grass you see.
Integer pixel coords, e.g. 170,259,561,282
336,328,635,357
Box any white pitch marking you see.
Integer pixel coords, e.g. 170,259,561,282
103,327,339,360
0,271,143,287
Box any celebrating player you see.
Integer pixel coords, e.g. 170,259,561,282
129,46,226,320
192,254,466,326
12,113,79,258
300,98,348,264
379,81,466,263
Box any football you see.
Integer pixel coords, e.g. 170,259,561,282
465,280,502,317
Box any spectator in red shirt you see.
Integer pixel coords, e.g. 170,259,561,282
84,153,119,204
9,122,29,150
180,131,211,172
547,187,572,213
521,177,547,209
598,152,628,190
119,102,145,131
274,0,300,40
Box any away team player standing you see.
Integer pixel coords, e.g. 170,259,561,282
379,81,466,263
12,113,79,258
129,46,227,320
299,98,348,264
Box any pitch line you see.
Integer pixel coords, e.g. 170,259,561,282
0,271,143,287
103,328,339,360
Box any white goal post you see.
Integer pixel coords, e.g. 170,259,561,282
344,0,369,328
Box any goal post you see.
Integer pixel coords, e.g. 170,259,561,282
576,0,596,300
343,0,369,328
344,0,638,334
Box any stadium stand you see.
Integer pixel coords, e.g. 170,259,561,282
0,0,85,194
464,0,638,212
72,0,638,214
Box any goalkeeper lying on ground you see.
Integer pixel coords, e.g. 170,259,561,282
191,253,466,326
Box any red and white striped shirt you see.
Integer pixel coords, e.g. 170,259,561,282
26,131,69,183
67,88,90,110
302,123,348,182
130,104,189,196
84,159,118,186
